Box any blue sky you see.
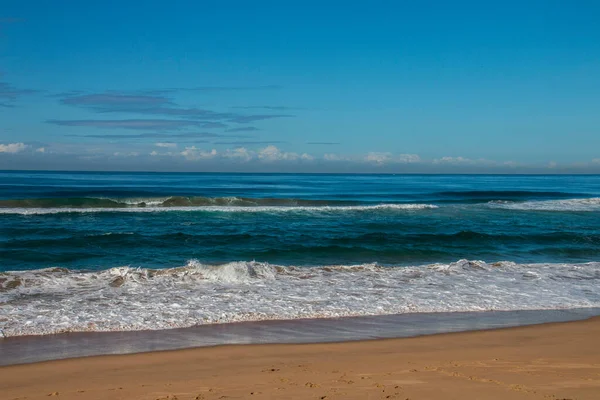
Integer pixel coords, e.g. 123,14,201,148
1,1,599,172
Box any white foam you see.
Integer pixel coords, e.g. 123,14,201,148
0,203,438,215
489,198,600,212
103,197,173,206
1,259,599,337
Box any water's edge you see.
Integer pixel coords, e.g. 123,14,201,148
2,308,599,366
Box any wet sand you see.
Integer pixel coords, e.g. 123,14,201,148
3,308,598,366
2,316,600,399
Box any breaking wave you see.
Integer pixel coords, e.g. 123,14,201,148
0,197,437,214
488,197,600,212
1,259,599,337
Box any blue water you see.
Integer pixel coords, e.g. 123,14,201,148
1,172,599,336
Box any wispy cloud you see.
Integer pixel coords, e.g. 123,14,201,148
229,114,294,123
226,127,260,132
232,105,301,111
201,122,229,129
307,142,341,145
212,141,287,145
58,91,294,125
65,132,224,139
176,85,282,92
48,119,211,130
97,106,236,120
155,142,177,148
61,93,172,108
0,82,38,104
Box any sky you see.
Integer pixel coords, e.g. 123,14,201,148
1,0,599,173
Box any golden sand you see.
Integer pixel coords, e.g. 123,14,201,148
2,317,600,399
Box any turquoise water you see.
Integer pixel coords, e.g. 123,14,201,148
1,172,600,336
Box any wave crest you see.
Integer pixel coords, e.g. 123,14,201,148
488,197,600,212
0,202,437,215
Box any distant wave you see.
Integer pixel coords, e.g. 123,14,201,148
0,196,347,209
0,196,437,214
1,259,599,337
436,190,583,198
431,190,589,204
488,197,600,212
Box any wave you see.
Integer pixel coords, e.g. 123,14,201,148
0,196,357,209
1,259,599,337
488,198,600,212
0,201,437,215
436,190,582,199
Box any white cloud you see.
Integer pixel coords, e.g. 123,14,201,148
364,152,420,165
223,147,254,162
181,146,218,161
150,150,159,156
258,145,300,162
397,154,420,163
0,142,27,153
548,161,557,168
155,142,177,148
365,152,391,164
35,147,46,153
112,151,139,157
324,153,349,161
301,153,314,161
592,158,600,164
433,156,474,164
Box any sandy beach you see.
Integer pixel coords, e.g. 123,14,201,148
2,317,599,400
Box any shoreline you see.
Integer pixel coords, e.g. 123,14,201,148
2,307,599,366
2,316,600,399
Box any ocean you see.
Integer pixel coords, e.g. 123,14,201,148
1,171,600,338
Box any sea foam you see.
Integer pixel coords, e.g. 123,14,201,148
1,259,599,337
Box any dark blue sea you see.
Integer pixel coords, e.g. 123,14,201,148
1,172,599,337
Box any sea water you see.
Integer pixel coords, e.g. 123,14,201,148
1,172,599,336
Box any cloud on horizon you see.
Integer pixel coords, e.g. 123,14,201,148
0,142,27,153
3,143,600,174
